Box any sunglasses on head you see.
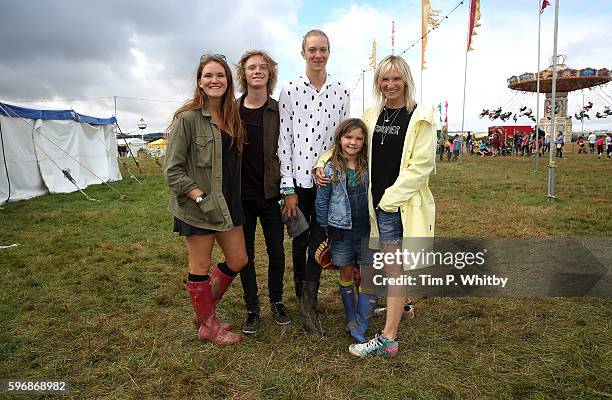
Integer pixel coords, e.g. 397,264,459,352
200,53,226,62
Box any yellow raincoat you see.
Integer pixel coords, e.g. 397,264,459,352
315,104,436,256
363,105,437,248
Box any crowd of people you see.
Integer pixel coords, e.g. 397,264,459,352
436,130,612,159
585,131,612,159
163,29,436,358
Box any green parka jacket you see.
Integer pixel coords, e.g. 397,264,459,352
164,108,235,231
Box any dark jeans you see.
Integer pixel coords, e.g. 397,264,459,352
293,185,326,285
239,198,286,313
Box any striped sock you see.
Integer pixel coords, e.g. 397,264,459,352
338,277,353,287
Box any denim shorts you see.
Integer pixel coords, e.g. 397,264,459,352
329,229,373,267
376,209,403,245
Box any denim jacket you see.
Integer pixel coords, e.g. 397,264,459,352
315,161,368,230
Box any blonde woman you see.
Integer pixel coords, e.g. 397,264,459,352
316,55,436,357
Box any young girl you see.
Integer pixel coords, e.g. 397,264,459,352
315,118,377,343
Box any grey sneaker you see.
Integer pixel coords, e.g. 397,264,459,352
242,311,260,334
271,302,291,325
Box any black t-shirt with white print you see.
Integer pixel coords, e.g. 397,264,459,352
371,106,413,209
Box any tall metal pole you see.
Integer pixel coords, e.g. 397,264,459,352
362,69,365,115
534,1,542,172
114,95,117,117
546,0,560,203
421,0,424,104
459,9,470,164
421,68,424,104
581,91,584,140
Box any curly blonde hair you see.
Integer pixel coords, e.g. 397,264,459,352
236,50,278,96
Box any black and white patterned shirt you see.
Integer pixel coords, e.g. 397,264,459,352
278,75,350,189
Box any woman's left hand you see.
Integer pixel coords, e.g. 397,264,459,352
314,167,330,187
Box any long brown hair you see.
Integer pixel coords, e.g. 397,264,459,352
172,55,245,151
329,118,368,185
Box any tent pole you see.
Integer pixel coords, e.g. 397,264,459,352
115,121,142,174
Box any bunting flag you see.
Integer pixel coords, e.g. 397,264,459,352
467,0,481,51
421,0,440,70
391,20,395,54
369,40,377,69
445,100,449,128
540,0,551,13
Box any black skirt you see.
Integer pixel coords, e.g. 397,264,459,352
173,217,216,236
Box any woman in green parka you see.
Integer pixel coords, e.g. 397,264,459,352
164,54,248,345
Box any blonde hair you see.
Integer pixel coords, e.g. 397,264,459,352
236,50,278,96
372,55,416,113
171,55,245,152
329,118,368,185
301,29,330,52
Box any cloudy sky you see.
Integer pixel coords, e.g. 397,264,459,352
1,0,611,133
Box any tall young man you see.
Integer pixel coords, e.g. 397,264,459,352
278,29,350,336
237,50,289,334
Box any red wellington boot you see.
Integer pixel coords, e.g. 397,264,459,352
192,315,232,331
191,263,236,330
210,262,235,305
186,280,243,345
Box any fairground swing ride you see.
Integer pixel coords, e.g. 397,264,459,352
479,56,611,142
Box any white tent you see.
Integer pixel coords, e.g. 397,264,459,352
0,100,122,204
117,137,146,157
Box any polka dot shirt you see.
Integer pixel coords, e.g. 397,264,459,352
278,75,350,189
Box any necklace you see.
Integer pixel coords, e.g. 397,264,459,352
383,106,401,123
380,107,402,145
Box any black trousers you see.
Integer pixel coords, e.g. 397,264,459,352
239,198,286,313
292,186,326,285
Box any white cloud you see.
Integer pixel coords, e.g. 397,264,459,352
1,0,610,134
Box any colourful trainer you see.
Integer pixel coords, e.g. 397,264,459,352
348,332,398,357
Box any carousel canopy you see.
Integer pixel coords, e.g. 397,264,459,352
508,65,610,93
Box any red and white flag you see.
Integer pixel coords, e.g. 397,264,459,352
444,100,448,127
467,0,481,51
391,19,395,54
540,0,551,13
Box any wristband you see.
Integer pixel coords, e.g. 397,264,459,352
280,187,295,197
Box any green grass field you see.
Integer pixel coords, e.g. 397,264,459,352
1,151,611,399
